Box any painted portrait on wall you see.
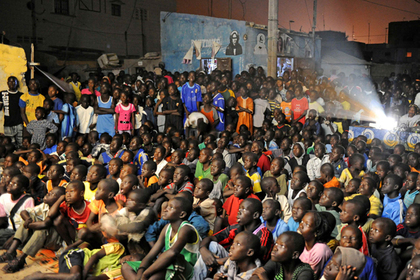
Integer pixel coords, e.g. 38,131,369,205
254,33,267,55
225,31,242,56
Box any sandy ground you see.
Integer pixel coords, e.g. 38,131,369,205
0,250,54,280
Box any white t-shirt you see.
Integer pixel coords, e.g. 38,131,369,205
184,112,209,129
75,105,94,134
0,193,35,230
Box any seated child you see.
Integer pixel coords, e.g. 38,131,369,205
197,198,274,279
120,163,139,180
297,211,334,278
262,157,287,196
321,246,367,280
64,157,81,181
306,180,324,208
166,149,185,168
43,133,58,155
0,166,20,195
122,196,200,280
79,178,122,247
224,162,245,199
261,177,291,222
46,164,67,192
288,197,312,232
319,163,340,188
404,172,419,208
107,157,123,185
182,147,199,174
328,145,347,178
153,146,168,176
409,152,420,173
48,180,91,246
250,232,314,280
0,187,65,273
369,217,401,280
382,174,406,225
261,199,289,241
215,232,262,280
18,149,46,174
139,160,158,188
69,164,87,182
377,160,392,189
223,175,260,225
344,178,361,200
251,140,270,174
28,239,125,280
22,163,46,205
193,178,216,234
393,204,420,258
115,174,139,207
316,187,344,238
0,174,35,246
85,164,107,202
105,189,156,256
162,165,194,199
26,106,58,150
286,142,310,174
358,177,383,219
205,158,229,200
339,153,365,188
306,142,329,180
129,136,148,175
98,137,124,164
148,168,174,213
194,147,213,184
287,170,309,207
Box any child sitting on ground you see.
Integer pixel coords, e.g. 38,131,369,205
0,166,20,195
316,187,344,238
250,232,313,280
115,174,139,207
122,196,200,280
0,187,65,273
261,199,289,241
192,178,216,235
26,107,58,150
261,177,292,222
251,140,270,174
263,157,287,196
358,177,383,219
205,158,229,200
319,163,340,188
409,152,420,173
139,160,158,188
306,142,329,180
215,232,262,280
306,180,324,208
78,178,122,248
85,164,107,202
370,217,401,280
339,153,365,188
69,164,87,183
382,174,406,225
344,178,361,200
183,147,199,174
404,172,419,208
328,145,347,178
0,174,35,246
287,170,309,207
321,246,367,280
224,162,246,199
288,197,312,232
393,203,420,253
243,152,264,200
22,163,46,205
377,160,392,189
46,164,67,192
194,148,213,184
107,158,123,185
223,175,260,225
197,198,273,279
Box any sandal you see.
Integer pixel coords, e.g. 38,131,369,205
0,252,15,263
2,258,26,273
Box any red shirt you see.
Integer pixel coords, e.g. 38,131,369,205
60,200,91,230
291,97,309,124
257,154,271,174
223,193,260,225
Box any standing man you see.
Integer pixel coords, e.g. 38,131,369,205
182,71,202,125
0,76,24,147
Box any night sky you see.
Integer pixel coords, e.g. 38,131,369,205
176,0,420,44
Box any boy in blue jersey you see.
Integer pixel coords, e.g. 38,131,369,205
181,71,202,124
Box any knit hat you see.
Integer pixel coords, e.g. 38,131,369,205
334,246,366,277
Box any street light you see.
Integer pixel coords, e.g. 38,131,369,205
289,20,294,31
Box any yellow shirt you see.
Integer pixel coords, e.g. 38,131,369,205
84,181,97,202
247,171,262,193
70,81,82,101
20,92,45,124
369,194,383,217
338,168,365,187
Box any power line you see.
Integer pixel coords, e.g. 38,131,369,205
362,0,420,16
303,0,313,30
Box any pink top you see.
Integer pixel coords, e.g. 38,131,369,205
115,103,136,131
81,88,101,97
299,243,332,277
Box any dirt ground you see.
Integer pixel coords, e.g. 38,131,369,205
0,250,54,280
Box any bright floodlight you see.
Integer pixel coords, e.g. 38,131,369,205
372,116,397,130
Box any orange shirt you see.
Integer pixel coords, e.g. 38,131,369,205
280,101,292,122
411,167,420,173
19,157,46,174
145,174,158,187
46,179,67,192
201,107,215,124
89,199,123,243
324,177,340,188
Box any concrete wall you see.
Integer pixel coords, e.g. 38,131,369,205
0,0,176,57
160,12,321,76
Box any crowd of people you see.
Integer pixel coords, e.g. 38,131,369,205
0,65,419,280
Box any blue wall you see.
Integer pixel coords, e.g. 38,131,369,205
160,12,321,76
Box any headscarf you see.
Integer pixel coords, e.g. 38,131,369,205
292,142,306,165
334,246,366,277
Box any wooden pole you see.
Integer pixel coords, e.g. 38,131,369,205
267,0,278,77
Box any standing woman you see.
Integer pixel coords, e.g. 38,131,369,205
95,83,115,137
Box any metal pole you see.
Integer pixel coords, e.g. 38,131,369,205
267,0,278,77
368,22,370,44
312,0,317,58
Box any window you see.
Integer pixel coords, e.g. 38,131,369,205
17,36,43,44
407,52,412,58
79,0,101,12
111,4,121,16
55,0,69,15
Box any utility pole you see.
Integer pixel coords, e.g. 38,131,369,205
267,0,278,78
385,27,388,44
311,0,317,58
